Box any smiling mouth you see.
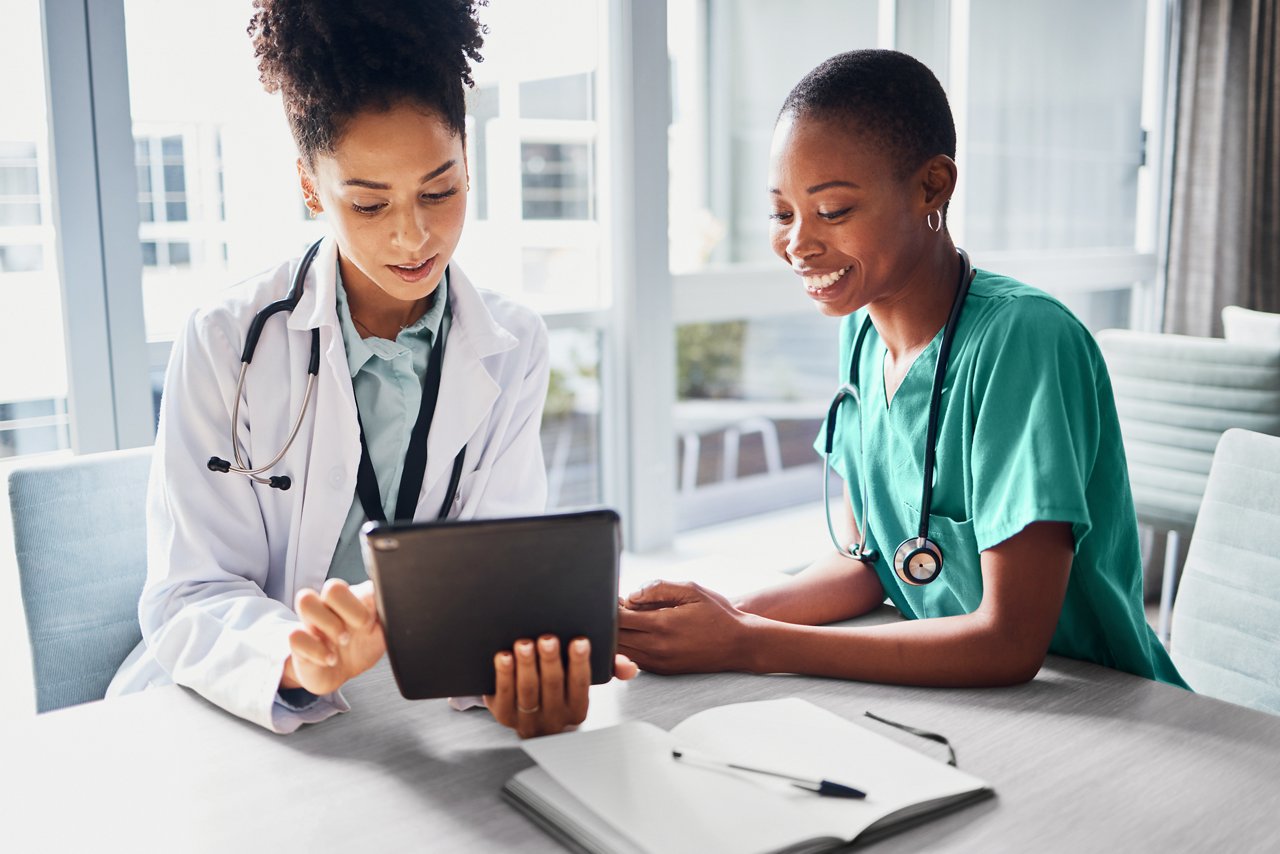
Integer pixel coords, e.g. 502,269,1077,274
393,259,430,271
801,266,850,292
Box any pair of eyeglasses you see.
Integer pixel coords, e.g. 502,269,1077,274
864,710,959,767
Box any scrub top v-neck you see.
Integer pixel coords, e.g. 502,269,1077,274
817,269,1187,687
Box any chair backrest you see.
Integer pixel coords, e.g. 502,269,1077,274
1171,429,1280,715
1096,329,1280,530
7,447,152,713
1222,306,1280,344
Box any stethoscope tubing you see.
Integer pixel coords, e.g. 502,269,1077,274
225,367,317,482
208,239,324,489
208,237,465,521
822,249,974,578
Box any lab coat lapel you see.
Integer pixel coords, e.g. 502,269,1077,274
289,238,361,592
419,264,517,511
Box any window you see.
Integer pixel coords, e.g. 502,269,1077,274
667,0,878,529
0,141,42,228
959,0,1152,331
135,134,189,225
124,0,326,365
521,141,594,220
463,0,609,506
0,0,71,459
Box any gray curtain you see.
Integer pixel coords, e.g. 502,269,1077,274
1164,0,1280,337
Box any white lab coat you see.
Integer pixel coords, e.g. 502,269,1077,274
107,238,549,733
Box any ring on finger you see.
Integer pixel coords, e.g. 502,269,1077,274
517,703,541,715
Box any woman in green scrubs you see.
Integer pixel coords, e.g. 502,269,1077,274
618,49,1186,689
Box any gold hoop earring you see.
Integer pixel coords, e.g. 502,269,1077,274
926,210,943,233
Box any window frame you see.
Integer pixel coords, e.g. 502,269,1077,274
41,0,152,454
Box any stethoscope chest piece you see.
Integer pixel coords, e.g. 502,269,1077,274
894,536,943,586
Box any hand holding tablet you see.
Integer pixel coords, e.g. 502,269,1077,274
360,509,629,736
484,635,637,739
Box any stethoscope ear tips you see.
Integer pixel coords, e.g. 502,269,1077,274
207,456,232,473
268,476,292,491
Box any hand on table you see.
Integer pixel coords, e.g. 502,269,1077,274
282,578,387,696
618,580,752,675
485,636,638,738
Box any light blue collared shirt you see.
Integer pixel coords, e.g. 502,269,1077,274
326,271,450,583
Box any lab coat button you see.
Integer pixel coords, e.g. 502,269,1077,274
328,467,346,489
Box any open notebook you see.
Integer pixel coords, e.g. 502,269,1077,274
504,698,993,854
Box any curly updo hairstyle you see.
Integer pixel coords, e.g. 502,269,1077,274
248,0,487,166
780,50,955,180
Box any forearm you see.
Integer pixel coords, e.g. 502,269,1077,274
735,551,885,625
736,609,1045,687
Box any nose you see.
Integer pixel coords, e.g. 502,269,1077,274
783,215,822,263
392,202,431,254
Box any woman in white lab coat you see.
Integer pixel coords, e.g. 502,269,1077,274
108,0,634,735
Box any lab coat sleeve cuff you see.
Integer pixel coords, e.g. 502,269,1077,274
269,689,351,734
276,687,321,711
260,634,350,733
449,695,486,711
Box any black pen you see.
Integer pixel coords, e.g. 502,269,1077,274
671,748,867,799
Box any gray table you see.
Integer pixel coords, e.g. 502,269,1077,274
7,609,1280,853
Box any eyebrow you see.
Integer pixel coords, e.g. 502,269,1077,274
343,159,457,190
806,180,860,193
768,179,861,195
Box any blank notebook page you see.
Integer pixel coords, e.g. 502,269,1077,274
521,698,989,854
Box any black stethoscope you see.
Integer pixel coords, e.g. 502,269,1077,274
207,238,466,522
821,249,974,586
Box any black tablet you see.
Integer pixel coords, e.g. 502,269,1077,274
361,509,621,700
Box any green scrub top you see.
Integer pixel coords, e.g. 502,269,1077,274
816,269,1187,687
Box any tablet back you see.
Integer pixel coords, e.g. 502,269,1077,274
362,509,621,700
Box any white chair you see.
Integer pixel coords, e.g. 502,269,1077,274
1097,329,1280,644
1222,305,1280,344
1170,429,1280,715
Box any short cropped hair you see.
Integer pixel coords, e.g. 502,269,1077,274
780,49,956,178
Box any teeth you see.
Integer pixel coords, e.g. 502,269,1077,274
802,266,850,291
396,260,428,271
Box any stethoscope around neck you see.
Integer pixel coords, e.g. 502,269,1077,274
207,238,466,523
822,249,974,586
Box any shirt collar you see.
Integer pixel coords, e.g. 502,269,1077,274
334,270,449,379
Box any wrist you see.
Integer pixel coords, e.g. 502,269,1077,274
730,612,768,673
280,656,303,690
